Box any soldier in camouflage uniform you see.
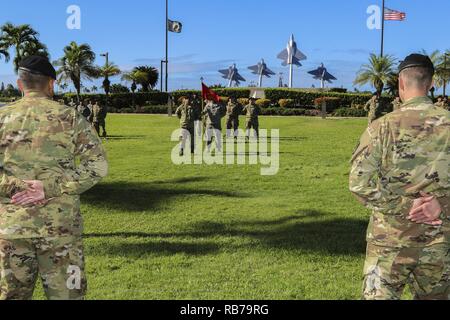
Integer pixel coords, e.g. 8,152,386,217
225,97,241,139
350,54,449,300
443,96,449,111
92,101,107,138
191,94,203,137
203,99,226,152
364,94,381,125
0,56,108,300
176,97,197,156
391,96,402,112
243,98,261,139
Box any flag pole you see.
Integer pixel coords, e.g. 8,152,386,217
380,0,385,57
165,0,169,92
200,77,204,111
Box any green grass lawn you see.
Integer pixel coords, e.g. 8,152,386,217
34,114,376,300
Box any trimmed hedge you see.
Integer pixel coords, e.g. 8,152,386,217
55,92,169,110
265,88,392,110
333,108,368,117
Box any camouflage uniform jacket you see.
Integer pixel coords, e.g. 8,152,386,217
92,104,104,123
0,93,108,239
226,103,240,120
243,104,260,121
176,104,197,129
204,103,226,129
350,96,450,248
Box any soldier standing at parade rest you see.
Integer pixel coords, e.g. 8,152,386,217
92,101,107,137
98,101,108,138
76,100,83,114
391,96,402,111
350,54,450,300
0,56,108,300
87,100,94,123
203,98,226,152
176,97,197,156
243,98,260,139
191,94,203,137
225,97,241,139
364,93,381,125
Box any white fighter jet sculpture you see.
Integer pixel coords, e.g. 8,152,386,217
308,63,337,89
277,34,307,88
248,59,276,88
219,64,246,87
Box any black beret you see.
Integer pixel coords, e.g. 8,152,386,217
398,54,435,74
18,55,56,80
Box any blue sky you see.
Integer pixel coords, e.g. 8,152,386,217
0,0,449,92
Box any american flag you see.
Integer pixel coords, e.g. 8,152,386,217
384,8,406,21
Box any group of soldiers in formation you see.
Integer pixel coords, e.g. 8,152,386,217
67,99,108,138
365,94,449,125
175,95,260,156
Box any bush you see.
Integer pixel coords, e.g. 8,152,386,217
119,107,134,113
313,97,342,112
237,98,249,106
255,98,271,108
333,108,367,117
141,105,168,114
278,99,295,108
265,88,392,110
220,96,230,104
56,92,169,110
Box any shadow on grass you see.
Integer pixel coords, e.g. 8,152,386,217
86,240,220,257
86,211,367,256
82,179,249,212
105,135,146,141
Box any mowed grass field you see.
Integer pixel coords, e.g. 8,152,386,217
33,114,375,300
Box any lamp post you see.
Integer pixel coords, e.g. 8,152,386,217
100,52,109,109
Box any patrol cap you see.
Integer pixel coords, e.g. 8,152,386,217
398,54,435,75
18,55,57,80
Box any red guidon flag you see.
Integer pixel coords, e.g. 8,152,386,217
202,83,221,103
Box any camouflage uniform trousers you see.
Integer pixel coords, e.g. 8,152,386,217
226,117,239,137
94,119,107,138
0,236,86,300
362,243,450,300
246,119,259,138
180,126,196,154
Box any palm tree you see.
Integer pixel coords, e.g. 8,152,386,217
97,62,121,96
54,41,98,102
419,50,443,99
133,66,159,91
122,70,146,105
0,45,9,63
0,23,49,72
354,54,396,95
91,85,98,93
385,73,399,97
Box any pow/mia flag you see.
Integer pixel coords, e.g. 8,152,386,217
168,20,182,33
